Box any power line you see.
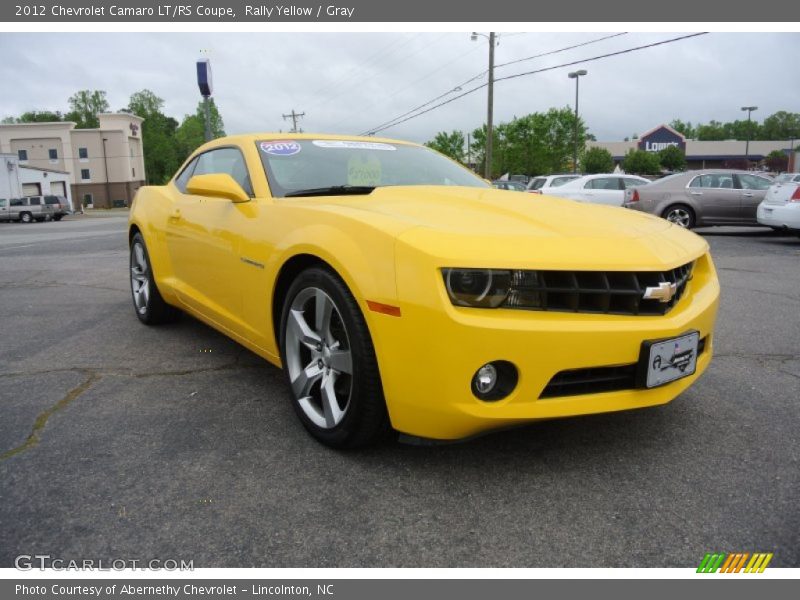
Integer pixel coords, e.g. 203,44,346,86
360,32,628,136
360,33,708,136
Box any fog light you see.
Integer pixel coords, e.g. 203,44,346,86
471,360,518,401
475,364,497,394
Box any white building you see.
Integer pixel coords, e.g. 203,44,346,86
0,153,73,206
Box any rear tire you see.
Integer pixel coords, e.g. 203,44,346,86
19,212,33,224
53,215,63,221
279,267,390,449
129,232,180,325
662,204,695,229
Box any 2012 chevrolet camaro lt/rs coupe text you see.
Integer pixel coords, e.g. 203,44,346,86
128,134,720,448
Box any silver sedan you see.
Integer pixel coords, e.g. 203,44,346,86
623,169,773,228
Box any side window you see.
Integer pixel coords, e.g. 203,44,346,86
587,177,617,190
174,157,199,193
11,198,23,206
0,199,7,208
690,174,733,189
738,174,771,190
530,178,545,190
190,147,253,196
28,197,41,205
623,178,645,189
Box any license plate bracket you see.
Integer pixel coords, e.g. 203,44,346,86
635,331,700,389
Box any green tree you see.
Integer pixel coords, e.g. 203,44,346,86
12,110,65,123
175,99,226,162
425,130,466,162
761,111,800,140
126,89,181,185
658,145,687,171
622,149,662,175
66,90,109,128
696,120,727,141
669,119,696,139
581,147,614,174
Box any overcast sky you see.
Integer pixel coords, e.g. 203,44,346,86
1,32,798,143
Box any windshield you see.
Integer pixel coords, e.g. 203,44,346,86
776,173,800,183
257,139,489,198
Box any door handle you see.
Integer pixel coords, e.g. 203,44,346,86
690,191,703,196
169,208,181,221
742,192,754,197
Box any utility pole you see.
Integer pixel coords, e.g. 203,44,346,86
471,32,496,179
568,70,588,174
283,110,305,133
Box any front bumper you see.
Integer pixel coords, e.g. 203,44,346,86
366,250,720,441
757,202,800,230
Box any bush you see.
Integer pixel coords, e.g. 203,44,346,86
658,145,687,171
621,149,662,175
582,147,614,174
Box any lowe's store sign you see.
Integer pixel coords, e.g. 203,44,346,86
638,125,686,153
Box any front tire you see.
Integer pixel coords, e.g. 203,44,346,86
279,267,389,448
662,204,695,229
20,212,33,223
129,232,179,325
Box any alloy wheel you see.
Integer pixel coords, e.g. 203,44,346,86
130,242,150,315
666,207,692,228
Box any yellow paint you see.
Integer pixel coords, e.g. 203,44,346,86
130,133,720,440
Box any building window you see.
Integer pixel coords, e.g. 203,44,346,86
81,169,91,181
18,149,28,161
49,148,58,161
78,147,89,160
82,193,93,207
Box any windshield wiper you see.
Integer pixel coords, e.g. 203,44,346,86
284,185,376,198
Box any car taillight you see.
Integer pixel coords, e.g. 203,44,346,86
791,186,800,202
630,190,640,202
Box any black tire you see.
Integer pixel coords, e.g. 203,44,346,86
129,232,180,325
53,215,63,221
279,267,389,449
19,212,33,224
662,204,695,229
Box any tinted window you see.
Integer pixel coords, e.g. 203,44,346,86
551,176,578,187
174,157,199,193
690,174,735,189
10,198,23,206
586,177,620,190
623,177,647,189
528,178,546,190
738,174,772,190
191,147,253,196
28,197,41,205
44,196,58,205
0,199,6,208
81,169,90,180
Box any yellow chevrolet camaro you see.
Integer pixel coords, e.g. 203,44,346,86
128,134,719,448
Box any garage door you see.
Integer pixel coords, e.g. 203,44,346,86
22,183,41,196
50,181,66,196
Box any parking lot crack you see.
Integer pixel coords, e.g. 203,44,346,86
0,369,101,462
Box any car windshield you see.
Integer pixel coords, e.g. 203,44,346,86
257,139,489,198
551,176,579,187
776,173,800,183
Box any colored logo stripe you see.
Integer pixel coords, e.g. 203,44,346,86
697,552,773,573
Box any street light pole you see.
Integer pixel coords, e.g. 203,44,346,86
741,105,758,165
568,70,588,174
472,32,496,180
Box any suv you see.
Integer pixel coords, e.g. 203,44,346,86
527,174,581,193
0,197,55,223
43,195,70,220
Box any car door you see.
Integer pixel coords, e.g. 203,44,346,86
0,199,8,221
165,146,256,332
736,173,772,223
580,176,622,206
686,173,740,224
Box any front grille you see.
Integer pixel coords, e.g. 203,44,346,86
504,262,694,316
540,336,707,399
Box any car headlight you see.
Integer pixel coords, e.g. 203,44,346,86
442,268,511,308
442,268,547,309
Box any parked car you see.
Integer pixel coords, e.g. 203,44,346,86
757,179,800,237
527,174,581,194
623,170,773,228
492,180,527,191
0,197,55,223
773,172,800,184
128,133,719,448
543,174,651,206
42,195,71,220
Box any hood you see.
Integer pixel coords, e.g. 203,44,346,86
307,186,708,270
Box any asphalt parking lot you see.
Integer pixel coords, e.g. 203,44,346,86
0,214,798,568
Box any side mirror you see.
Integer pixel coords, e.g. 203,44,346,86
186,173,250,203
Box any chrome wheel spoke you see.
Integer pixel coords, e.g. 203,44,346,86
288,309,322,350
315,289,334,344
320,372,345,427
328,347,352,375
130,243,150,314
292,361,323,398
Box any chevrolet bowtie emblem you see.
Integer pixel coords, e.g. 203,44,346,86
643,281,678,303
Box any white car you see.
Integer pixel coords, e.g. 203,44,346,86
527,174,581,194
757,177,800,236
544,174,651,206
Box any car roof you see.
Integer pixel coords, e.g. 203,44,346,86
196,132,416,151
